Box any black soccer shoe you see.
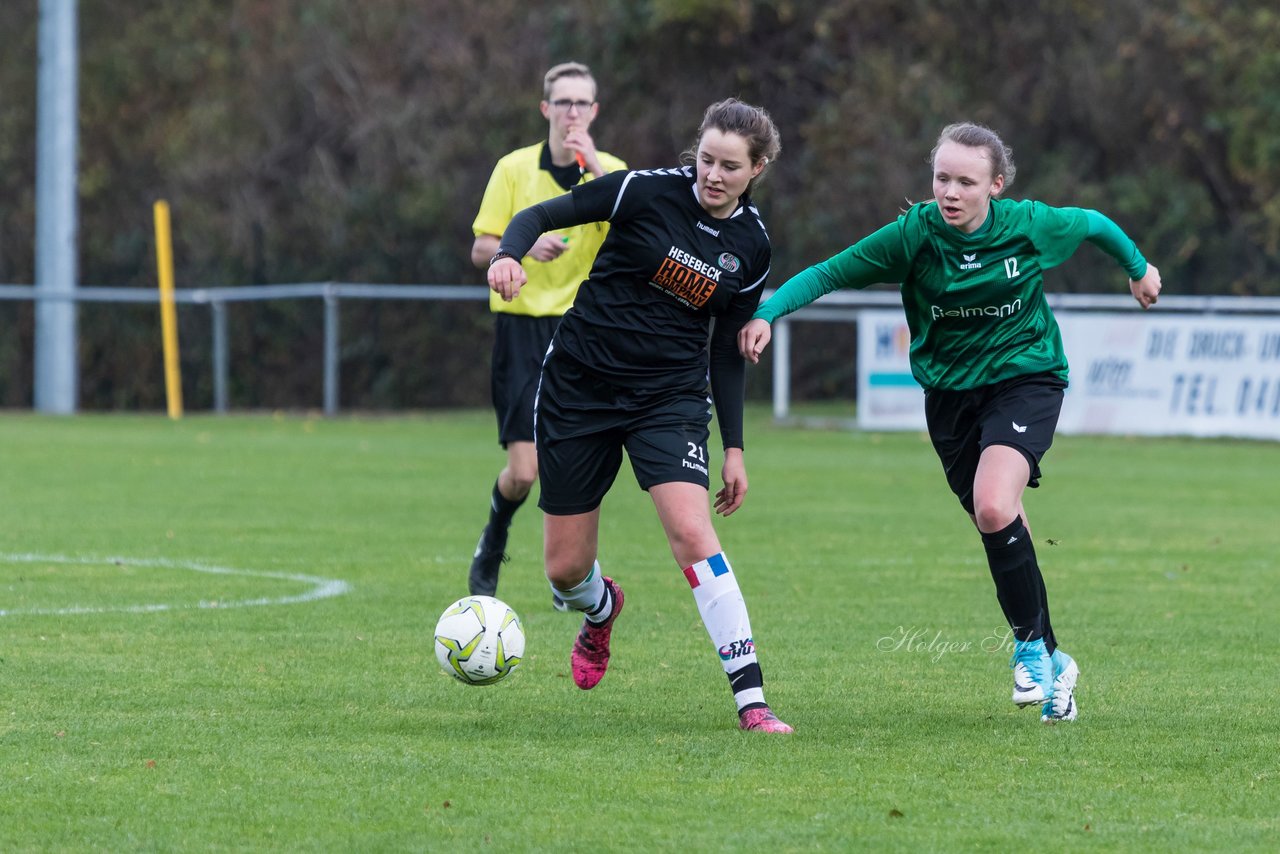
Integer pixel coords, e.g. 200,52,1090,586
467,525,509,597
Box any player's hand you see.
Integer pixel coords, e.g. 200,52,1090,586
737,318,772,364
1132,264,1162,309
714,448,748,516
527,233,570,262
488,257,527,302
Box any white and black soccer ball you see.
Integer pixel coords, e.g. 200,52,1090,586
434,595,525,685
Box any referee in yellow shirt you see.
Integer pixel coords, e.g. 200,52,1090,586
468,62,627,603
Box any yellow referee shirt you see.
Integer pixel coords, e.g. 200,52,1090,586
473,142,627,317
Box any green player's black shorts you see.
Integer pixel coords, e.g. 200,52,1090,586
535,347,712,516
490,313,561,447
923,372,1067,514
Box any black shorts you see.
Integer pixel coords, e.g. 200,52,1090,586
491,313,561,447
535,348,712,516
923,372,1067,514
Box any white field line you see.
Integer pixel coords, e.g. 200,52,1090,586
0,552,351,617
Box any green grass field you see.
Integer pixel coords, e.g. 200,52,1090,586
1,409,1276,851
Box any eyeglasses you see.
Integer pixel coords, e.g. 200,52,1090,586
549,99,595,113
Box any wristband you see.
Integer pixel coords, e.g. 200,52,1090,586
489,251,519,267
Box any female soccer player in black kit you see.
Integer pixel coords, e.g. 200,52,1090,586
487,99,792,733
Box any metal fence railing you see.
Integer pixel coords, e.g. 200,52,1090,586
1,283,487,414
4,283,1280,417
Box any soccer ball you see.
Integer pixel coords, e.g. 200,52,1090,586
434,595,525,685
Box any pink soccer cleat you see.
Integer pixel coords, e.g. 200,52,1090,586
739,706,794,734
571,577,624,690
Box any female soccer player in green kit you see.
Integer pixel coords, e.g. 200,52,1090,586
738,122,1163,724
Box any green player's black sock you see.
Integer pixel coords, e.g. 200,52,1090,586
981,517,1048,648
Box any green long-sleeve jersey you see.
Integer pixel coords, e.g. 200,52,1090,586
755,198,1148,391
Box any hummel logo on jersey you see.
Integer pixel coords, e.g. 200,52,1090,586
959,253,982,270
1012,421,1028,433
696,220,720,237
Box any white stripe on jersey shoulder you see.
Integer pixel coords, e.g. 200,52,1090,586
610,171,639,219
631,167,689,177
741,265,770,294
612,167,690,219
725,201,766,227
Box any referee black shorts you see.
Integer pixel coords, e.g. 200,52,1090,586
490,313,561,447
923,372,1067,514
534,348,713,516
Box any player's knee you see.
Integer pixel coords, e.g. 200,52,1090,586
545,555,592,590
499,463,537,500
508,467,537,496
973,499,1019,534
664,521,718,567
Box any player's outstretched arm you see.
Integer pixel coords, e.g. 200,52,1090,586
1131,263,1162,310
738,318,772,364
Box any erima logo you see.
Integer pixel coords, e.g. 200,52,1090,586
959,253,982,270
696,220,720,237
1012,421,1028,433
931,298,1022,320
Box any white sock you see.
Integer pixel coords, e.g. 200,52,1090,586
553,561,614,624
684,553,764,710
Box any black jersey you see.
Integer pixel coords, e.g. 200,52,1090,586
497,166,771,447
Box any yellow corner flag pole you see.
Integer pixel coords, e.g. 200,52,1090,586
153,200,183,419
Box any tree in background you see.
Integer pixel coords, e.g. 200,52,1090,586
0,0,1276,409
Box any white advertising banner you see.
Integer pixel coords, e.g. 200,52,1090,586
856,309,1280,440
1056,312,1280,438
856,309,925,430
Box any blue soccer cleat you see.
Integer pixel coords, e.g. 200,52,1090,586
1010,637,1054,707
1041,648,1079,724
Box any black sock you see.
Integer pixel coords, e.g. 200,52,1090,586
980,517,1047,644
1035,568,1057,654
484,479,526,545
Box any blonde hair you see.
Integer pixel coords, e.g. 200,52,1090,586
543,62,597,101
932,122,1017,187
